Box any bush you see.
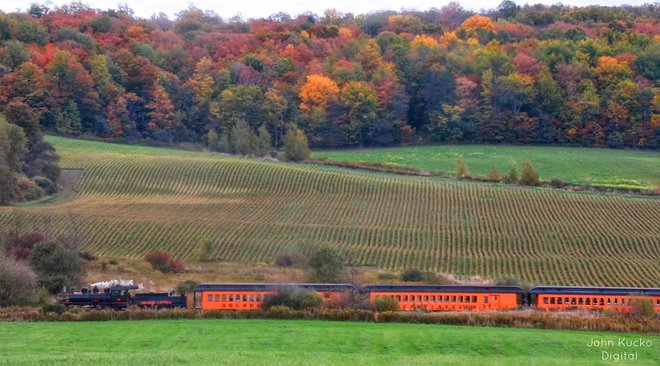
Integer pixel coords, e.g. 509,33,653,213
374,296,399,312
196,239,214,262
274,252,305,268
144,251,184,273
108,259,119,265
274,252,294,267
79,251,97,261
494,274,529,290
33,176,57,195
145,251,171,271
30,241,85,293
283,125,311,161
402,268,424,282
503,166,518,184
630,297,654,317
454,157,469,178
0,257,38,306
549,177,565,188
489,167,501,181
41,304,66,315
176,280,198,294
377,272,398,280
519,160,539,186
261,289,323,310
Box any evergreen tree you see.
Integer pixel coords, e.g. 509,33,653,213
55,101,82,135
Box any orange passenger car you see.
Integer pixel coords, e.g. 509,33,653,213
530,286,660,313
362,285,524,311
194,283,355,310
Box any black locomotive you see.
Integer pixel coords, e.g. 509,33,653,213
59,285,186,310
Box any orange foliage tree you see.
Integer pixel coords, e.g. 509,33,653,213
299,74,340,112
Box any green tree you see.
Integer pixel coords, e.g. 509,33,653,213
283,125,311,162
256,126,272,157
0,257,38,306
196,238,214,262
519,160,539,186
55,101,83,136
503,165,518,184
30,241,86,293
308,246,344,283
0,40,30,70
230,119,258,156
0,114,27,204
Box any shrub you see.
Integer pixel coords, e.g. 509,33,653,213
494,274,529,290
33,176,57,195
0,257,38,306
79,251,97,261
275,252,305,268
630,297,654,317
402,268,424,282
108,259,119,265
503,166,519,184
374,296,399,312
145,251,184,273
283,125,311,162
30,241,85,293
377,272,398,280
196,239,214,262
519,160,539,186
17,232,49,249
275,252,294,267
41,304,66,315
145,251,171,272
13,247,32,260
168,259,185,273
262,289,323,310
454,157,469,178
489,167,501,181
176,280,198,294
549,177,565,188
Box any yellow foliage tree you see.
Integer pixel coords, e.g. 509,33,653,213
187,57,215,104
461,15,494,34
411,35,439,48
299,74,339,111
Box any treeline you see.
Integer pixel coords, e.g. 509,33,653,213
0,2,657,150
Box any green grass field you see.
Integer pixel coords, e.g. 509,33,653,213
0,137,658,286
0,319,658,365
314,145,660,190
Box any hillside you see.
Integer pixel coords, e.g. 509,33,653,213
314,144,660,190
0,137,658,287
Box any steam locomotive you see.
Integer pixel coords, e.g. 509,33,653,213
59,285,186,310
59,283,660,313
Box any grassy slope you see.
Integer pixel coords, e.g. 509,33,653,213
314,145,660,190
0,319,658,365
0,137,658,286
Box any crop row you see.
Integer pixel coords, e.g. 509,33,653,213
0,137,658,287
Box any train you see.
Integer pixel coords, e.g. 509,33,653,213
58,283,660,313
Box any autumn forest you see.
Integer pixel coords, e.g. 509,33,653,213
0,2,658,153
